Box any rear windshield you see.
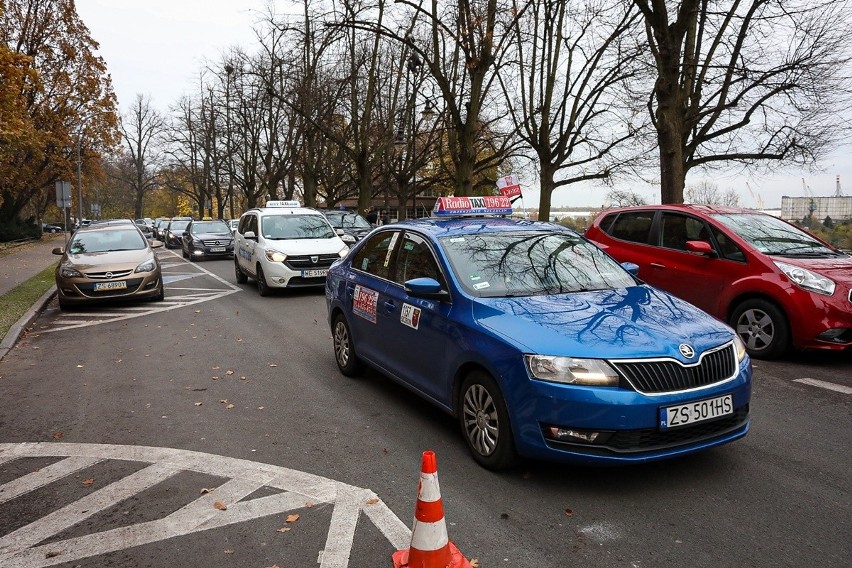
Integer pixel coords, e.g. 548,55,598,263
260,214,335,240
168,220,191,232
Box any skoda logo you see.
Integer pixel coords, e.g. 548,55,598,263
679,344,696,359
311,256,319,264
105,272,114,279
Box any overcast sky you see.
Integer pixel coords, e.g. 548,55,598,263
75,0,851,210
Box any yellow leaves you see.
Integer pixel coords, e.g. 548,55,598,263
366,497,379,505
82,478,94,486
213,501,227,511
286,514,300,523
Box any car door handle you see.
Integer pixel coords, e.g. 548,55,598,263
345,284,355,297
384,300,396,311
650,262,666,269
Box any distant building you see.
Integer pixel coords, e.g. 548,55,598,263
780,196,852,222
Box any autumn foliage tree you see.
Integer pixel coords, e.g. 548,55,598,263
0,0,118,234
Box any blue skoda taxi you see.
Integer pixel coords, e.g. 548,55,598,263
325,196,752,469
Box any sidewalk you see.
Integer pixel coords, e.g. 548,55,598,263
0,233,65,296
0,234,65,359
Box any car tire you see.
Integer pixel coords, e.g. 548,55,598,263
332,313,363,377
182,246,188,259
57,294,71,311
152,283,165,302
234,258,248,283
256,265,271,297
458,370,517,470
730,299,789,360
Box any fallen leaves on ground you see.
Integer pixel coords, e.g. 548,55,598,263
223,549,234,554
366,498,379,505
285,514,299,523
214,501,227,510
470,559,480,567
269,363,277,367
225,370,234,376
52,432,63,440
564,508,573,517
194,402,203,407
82,479,94,486
45,551,61,559
276,527,291,533
200,488,215,494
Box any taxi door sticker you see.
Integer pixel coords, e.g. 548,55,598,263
353,284,379,323
400,303,421,330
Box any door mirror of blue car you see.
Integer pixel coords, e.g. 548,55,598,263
404,277,450,301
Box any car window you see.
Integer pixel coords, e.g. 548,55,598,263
394,232,443,285
261,214,335,240
710,226,746,262
351,231,399,280
440,231,636,297
69,229,146,254
659,213,708,251
169,220,191,232
607,212,653,244
710,212,837,256
191,221,229,234
240,214,256,235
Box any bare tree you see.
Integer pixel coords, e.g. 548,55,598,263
634,0,852,204
117,94,165,219
685,179,739,206
503,0,647,220
606,188,647,207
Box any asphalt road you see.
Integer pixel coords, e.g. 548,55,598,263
0,249,849,567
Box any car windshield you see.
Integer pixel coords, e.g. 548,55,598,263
169,220,191,232
261,214,335,239
68,229,146,254
191,221,229,234
440,231,636,297
710,213,837,256
325,212,371,230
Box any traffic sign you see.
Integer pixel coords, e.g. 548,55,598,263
55,181,72,208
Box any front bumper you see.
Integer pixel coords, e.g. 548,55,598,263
788,287,852,352
507,359,752,465
56,274,163,304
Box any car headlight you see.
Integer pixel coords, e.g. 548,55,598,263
135,260,156,273
773,260,835,295
733,335,748,363
60,266,83,278
525,355,619,386
338,246,350,258
265,249,287,263
341,234,356,244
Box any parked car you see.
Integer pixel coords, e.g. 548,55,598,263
153,217,170,239
320,209,373,245
134,219,153,239
42,223,63,234
52,223,165,309
228,219,239,233
585,204,852,359
181,219,234,260
326,196,751,469
234,201,348,295
161,217,192,249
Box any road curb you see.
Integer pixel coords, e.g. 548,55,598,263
0,285,56,361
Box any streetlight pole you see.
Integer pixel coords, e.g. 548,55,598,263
76,135,83,224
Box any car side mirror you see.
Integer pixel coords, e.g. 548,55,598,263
620,262,640,276
336,228,345,236
686,240,717,257
150,240,164,249
52,247,64,255
404,277,450,301
244,230,257,240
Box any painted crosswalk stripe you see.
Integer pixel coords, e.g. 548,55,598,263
793,378,852,394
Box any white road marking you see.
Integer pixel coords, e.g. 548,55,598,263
793,378,852,394
0,443,410,567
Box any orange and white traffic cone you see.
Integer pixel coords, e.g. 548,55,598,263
392,450,473,568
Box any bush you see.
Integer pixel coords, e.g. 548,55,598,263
0,217,42,242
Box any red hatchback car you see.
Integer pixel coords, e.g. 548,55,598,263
585,204,852,359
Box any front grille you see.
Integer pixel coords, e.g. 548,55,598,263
613,344,737,394
544,406,749,455
85,270,133,279
285,254,339,270
202,239,232,246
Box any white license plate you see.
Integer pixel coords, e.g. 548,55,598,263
661,394,733,429
302,269,328,278
93,281,127,291
209,247,226,252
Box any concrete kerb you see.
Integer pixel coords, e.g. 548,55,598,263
0,285,56,361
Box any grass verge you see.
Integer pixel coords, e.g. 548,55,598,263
0,263,57,339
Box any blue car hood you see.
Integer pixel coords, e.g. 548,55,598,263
473,286,733,361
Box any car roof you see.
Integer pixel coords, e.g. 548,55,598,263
75,222,143,233
599,203,758,216
387,216,575,239
244,206,323,216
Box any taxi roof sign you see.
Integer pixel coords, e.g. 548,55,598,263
432,196,513,217
265,200,301,208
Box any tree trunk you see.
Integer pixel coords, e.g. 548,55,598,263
538,162,556,221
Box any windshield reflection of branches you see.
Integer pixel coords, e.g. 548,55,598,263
444,233,633,296
713,213,831,253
